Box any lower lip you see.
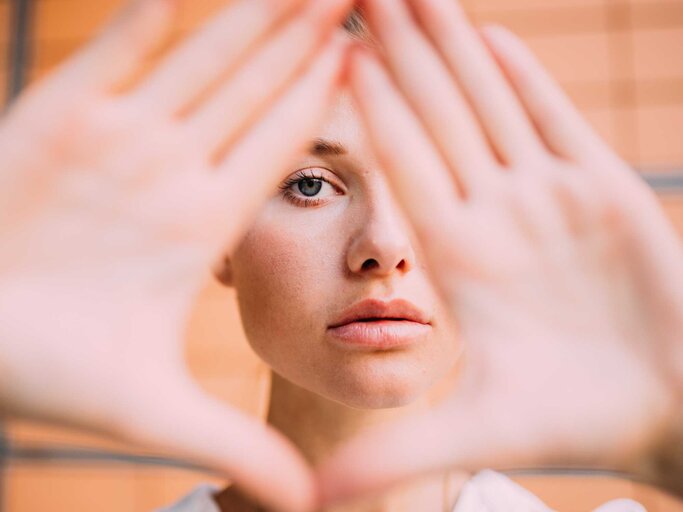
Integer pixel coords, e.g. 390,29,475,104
327,320,431,350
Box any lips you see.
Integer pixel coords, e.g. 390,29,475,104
327,299,431,350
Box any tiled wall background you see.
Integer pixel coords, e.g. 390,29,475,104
468,0,683,168
1,0,682,510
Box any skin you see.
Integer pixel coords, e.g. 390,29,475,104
224,0,683,508
214,12,682,507
214,88,465,510
220,90,460,411
319,0,683,505
0,0,355,510
0,0,681,510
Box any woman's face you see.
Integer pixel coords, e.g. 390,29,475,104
221,90,460,409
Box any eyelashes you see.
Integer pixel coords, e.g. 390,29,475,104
279,168,343,208
279,168,325,191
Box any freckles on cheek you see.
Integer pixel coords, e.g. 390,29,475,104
234,224,332,329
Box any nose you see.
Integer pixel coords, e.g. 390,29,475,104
346,195,416,278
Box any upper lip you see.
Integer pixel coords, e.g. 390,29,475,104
329,299,431,328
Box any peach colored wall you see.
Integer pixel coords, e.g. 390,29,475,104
2,0,683,510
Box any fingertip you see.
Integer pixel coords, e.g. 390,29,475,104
329,27,354,56
73,0,179,90
315,422,423,506
219,423,319,510
310,0,358,31
118,0,179,36
479,24,531,64
316,451,366,506
315,429,401,506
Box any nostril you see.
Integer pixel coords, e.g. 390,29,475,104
361,258,379,271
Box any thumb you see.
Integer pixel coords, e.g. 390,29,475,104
116,378,317,512
316,403,488,506
316,386,541,508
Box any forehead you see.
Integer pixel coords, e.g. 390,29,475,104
314,88,373,162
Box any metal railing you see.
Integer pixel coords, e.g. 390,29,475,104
1,441,212,473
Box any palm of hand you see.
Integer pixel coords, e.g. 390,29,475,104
0,30,240,436
441,162,679,468
319,0,683,503
0,0,353,510
0,91,217,293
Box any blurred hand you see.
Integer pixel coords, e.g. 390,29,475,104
0,0,352,509
319,0,683,503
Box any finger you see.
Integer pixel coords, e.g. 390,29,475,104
132,0,308,115
184,0,354,157
480,25,618,167
201,33,349,252
349,48,460,223
57,0,177,92
349,49,483,279
122,380,317,512
404,0,546,165
361,0,498,196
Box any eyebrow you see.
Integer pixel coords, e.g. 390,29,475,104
309,138,347,156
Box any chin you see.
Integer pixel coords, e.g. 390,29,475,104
324,368,433,410
300,350,450,409
340,391,423,410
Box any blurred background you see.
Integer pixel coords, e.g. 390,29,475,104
0,0,682,510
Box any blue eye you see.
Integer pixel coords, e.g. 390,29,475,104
298,178,323,197
279,168,343,208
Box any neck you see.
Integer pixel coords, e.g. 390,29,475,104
266,370,467,512
266,372,431,466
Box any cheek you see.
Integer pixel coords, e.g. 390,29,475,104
230,215,341,362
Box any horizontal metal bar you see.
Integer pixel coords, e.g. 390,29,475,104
2,444,674,495
639,169,683,193
1,443,213,474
